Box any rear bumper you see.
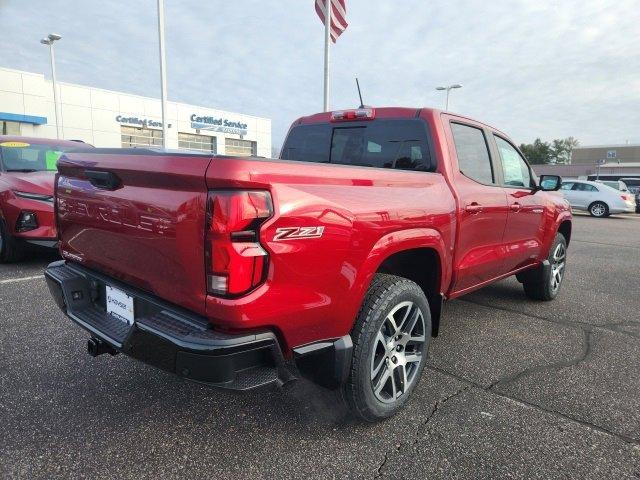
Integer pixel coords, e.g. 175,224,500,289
44,260,285,390
610,204,636,214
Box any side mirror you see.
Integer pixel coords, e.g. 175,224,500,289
538,175,562,191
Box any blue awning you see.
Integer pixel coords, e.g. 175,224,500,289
0,112,47,125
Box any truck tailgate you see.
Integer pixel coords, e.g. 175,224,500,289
56,150,212,316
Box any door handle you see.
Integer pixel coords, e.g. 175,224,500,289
465,202,483,214
85,170,122,190
510,202,521,212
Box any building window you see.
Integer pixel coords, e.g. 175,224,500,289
178,132,216,153
121,126,163,148
225,138,256,157
1,121,21,135
607,150,617,159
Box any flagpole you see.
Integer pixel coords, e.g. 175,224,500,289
157,0,169,148
323,0,331,112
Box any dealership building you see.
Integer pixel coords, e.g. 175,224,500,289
533,144,640,179
0,67,271,157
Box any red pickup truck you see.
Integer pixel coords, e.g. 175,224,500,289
45,107,571,421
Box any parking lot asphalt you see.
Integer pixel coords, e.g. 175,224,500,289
1,214,639,479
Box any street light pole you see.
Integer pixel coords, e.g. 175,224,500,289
41,34,63,139
435,84,463,111
157,0,169,148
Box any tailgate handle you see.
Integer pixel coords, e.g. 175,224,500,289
85,170,121,190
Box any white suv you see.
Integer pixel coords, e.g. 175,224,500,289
560,180,636,217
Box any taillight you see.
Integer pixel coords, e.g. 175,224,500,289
331,107,375,122
205,190,273,297
621,195,630,201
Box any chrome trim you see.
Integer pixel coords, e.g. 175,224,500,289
13,191,54,203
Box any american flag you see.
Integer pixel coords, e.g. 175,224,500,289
315,0,348,43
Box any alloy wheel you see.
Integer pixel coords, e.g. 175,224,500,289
591,203,606,217
370,301,426,403
550,242,566,293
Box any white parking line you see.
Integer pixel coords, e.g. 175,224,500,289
0,275,44,285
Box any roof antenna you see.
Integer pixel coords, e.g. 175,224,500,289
355,77,365,108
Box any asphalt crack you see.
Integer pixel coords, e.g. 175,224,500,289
488,329,593,391
431,298,640,445
374,384,471,477
572,239,640,250
425,358,640,446
461,297,640,342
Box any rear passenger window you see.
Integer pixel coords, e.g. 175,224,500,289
573,183,598,192
451,123,494,184
281,120,434,172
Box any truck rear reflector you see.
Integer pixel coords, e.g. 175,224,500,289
206,190,272,296
331,107,375,122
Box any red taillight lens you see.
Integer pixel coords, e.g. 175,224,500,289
206,190,273,296
621,195,630,201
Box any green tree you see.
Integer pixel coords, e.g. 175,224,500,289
519,138,552,164
551,137,580,164
520,137,579,165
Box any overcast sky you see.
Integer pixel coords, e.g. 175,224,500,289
1,0,638,148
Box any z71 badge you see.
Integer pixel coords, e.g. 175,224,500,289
273,226,325,241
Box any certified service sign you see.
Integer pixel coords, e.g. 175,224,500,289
190,114,248,136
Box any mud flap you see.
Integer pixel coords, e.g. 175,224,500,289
293,335,353,389
516,260,551,284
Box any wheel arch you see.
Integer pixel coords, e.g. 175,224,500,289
356,228,449,338
375,247,443,337
558,219,572,246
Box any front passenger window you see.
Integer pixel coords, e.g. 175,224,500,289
495,136,532,188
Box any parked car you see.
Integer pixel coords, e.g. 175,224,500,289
0,136,92,262
44,107,572,421
595,179,630,192
620,177,640,213
560,179,636,217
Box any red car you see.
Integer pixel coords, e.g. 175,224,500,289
0,136,90,262
45,107,571,420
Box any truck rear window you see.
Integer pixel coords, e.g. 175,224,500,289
281,119,434,172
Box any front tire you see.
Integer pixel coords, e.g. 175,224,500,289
522,233,567,301
0,219,25,263
589,201,608,218
343,274,431,422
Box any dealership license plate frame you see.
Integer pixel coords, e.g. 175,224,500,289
105,285,135,325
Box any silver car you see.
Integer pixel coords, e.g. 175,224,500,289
560,179,636,217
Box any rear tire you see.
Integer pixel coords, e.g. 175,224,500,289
523,233,567,301
588,201,608,218
0,218,25,263
343,274,431,422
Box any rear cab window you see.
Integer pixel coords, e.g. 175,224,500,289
281,119,435,172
